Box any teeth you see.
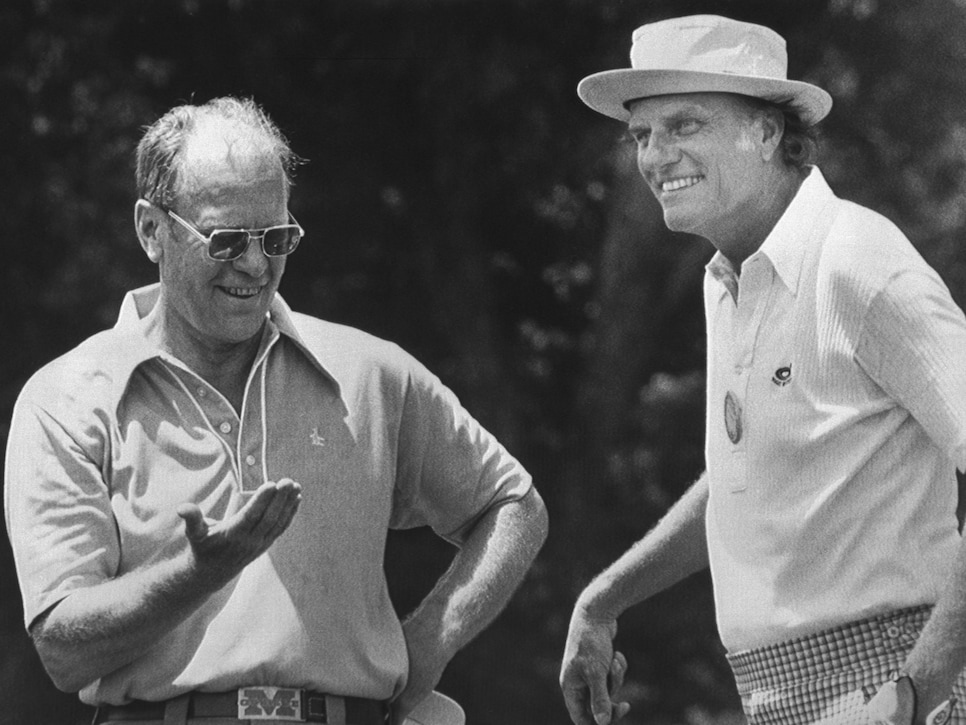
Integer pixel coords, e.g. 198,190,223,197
224,287,260,298
662,176,702,192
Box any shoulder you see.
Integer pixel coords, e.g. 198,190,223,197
818,197,937,293
286,312,429,385
16,327,143,416
812,198,957,346
825,199,917,266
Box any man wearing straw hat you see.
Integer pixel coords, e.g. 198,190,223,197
560,14,966,725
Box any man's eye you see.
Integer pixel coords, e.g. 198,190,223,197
674,118,701,135
626,130,650,146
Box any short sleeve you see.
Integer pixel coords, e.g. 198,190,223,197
389,354,532,544
856,267,966,470
4,396,120,630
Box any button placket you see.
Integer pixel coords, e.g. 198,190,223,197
158,358,245,486
238,361,267,494
724,262,775,495
194,390,239,456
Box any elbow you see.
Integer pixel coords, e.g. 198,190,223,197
30,617,95,693
49,672,87,694
34,640,90,693
534,489,549,545
460,485,548,561
522,486,549,554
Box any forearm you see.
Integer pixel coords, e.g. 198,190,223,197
560,474,709,725
32,544,230,692
26,477,300,693
577,472,710,620
405,486,548,658
900,533,966,719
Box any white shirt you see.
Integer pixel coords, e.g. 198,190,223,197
704,168,966,651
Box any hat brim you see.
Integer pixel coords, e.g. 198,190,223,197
577,69,832,127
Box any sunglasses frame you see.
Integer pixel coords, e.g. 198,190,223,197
165,207,304,262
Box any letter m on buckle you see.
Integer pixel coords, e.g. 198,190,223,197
238,687,304,721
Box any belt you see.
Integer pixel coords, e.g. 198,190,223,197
727,604,932,694
94,688,388,724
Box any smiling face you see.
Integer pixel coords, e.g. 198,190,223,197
139,119,290,359
627,92,780,251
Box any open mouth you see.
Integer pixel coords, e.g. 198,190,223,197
661,176,703,193
219,286,263,299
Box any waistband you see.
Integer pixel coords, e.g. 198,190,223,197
726,605,932,694
93,688,388,724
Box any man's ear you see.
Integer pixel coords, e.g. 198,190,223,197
134,199,164,264
759,106,785,162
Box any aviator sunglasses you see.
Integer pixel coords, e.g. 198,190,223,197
164,207,304,262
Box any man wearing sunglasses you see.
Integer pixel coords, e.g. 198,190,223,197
4,96,547,725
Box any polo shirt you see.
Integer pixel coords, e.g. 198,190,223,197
4,284,532,705
704,168,966,652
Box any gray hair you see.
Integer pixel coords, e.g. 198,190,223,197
136,96,302,209
740,96,820,171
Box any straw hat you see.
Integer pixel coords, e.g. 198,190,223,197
577,15,832,126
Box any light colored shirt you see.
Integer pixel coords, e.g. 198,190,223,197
4,284,532,705
704,168,966,651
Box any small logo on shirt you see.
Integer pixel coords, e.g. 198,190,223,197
772,365,792,387
310,428,326,447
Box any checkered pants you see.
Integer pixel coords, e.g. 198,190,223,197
726,606,966,724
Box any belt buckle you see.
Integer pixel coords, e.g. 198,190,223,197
237,686,305,721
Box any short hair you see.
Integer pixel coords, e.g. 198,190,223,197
136,96,302,209
740,96,820,171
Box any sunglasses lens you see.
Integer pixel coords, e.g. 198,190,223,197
262,227,301,256
208,231,251,261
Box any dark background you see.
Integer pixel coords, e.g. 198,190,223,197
4,1,966,723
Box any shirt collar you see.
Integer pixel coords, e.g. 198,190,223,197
111,282,338,397
705,167,836,300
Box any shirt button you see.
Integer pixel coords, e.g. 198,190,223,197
246,455,256,466
885,625,901,638
219,422,232,434
198,388,207,398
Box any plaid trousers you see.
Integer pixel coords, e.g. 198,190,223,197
726,606,966,724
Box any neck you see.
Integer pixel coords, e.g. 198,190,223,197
145,303,263,411
716,167,806,269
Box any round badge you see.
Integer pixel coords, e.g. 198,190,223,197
724,390,743,444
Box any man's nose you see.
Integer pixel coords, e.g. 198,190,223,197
637,132,679,176
232,234,270,276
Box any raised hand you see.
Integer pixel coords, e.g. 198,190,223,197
177,478,302,576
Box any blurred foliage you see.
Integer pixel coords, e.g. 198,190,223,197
3,0,966,723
